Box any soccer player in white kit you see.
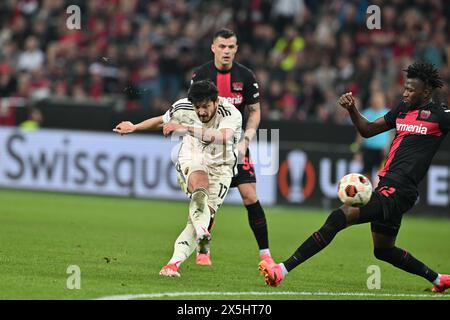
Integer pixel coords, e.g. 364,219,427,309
113,80,242,277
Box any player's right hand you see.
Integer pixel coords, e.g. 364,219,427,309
113,121,136,135
236,140,247,162
338,92,355,110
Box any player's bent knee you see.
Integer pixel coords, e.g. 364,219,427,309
339,205,361,225
188,170,209,191
324,209,347,231
238,184,258,205
314,209,347,247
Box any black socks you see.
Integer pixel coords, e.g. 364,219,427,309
374,247,438,282
283,209,347,271
246,201,269,250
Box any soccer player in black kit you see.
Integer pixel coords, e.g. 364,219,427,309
191,28,274,267
260,61,450,292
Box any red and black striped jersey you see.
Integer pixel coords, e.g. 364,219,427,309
191,61,260,128
379,101,450,188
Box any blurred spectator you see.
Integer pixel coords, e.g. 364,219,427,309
271,0,307,33
319,89,338,123
15,73,32,98
29,67,51,100
0,64,17,97
314,10,339,49
88,63,105,100
136,52,161,112
297,72,324,121
335,56,355,93
351,55,374,106
159,42,183,102
266,79,285,120
271,25,305,73
0,41,20,71
17,36,44,72
19,107,43,131
415,32,447,68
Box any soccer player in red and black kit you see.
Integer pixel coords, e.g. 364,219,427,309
191,28,274,267
260,61,450,292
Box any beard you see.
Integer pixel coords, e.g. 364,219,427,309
404,98,423,109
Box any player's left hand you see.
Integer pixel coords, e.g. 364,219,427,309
163,123,188,137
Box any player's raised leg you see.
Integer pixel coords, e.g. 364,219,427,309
260,186,390,286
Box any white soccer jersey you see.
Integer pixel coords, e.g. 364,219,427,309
162,97,242,177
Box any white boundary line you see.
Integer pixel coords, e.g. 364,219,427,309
95,291,450,300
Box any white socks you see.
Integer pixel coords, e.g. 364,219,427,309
189,188,211,239
169,220,197,267
280,263,289,277
259,249,271,257
168,188,211,267
433,274,442,286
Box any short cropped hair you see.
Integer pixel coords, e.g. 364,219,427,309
188,80,219,106
213,28,236,41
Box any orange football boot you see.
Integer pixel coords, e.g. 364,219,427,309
432,274,450,293
159,263,181,277
258,260,284,287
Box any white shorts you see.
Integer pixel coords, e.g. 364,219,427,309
176,161,232,213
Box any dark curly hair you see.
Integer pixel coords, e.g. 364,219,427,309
187,80,219,106
404,61,444,90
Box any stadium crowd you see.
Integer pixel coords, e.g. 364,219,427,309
0,0,449,125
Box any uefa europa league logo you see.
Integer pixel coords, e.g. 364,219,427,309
287,150,308,203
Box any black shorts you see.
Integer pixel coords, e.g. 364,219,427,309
359,178,418,236
230,148,256,188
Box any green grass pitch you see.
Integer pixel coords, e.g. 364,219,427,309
1,189,449,300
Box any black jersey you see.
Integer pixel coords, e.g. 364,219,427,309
379,101,450,188
191,61,260,128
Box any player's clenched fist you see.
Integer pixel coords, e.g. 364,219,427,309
339,92,355,110
113,121,136,134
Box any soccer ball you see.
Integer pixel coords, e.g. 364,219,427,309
337,173,372,207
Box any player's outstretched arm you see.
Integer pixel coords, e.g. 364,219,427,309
162,123,234,144
162,123,188,137
113,116,164,135
339,92,389,138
